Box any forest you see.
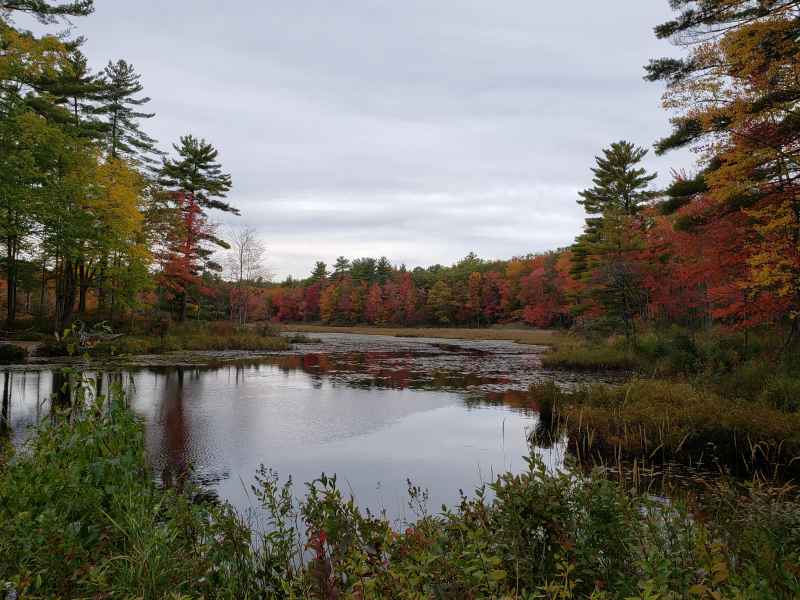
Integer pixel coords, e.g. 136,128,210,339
0,0,261,335
3,0,800,353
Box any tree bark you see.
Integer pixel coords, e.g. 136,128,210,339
55,257,78,333
5,236,18,328
78,261,88,316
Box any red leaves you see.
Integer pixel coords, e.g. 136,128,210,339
157,192,215,304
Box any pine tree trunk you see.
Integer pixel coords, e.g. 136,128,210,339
5,236,18,328
39,258,47,318
56,258,78,333
78,262,88,316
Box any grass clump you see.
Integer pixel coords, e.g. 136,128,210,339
528,379,800,477
281,323,562,346
35,320,290,357
541,341,637,371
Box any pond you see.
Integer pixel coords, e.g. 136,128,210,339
0,332,602,523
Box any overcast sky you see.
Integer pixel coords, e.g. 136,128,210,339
50,1,690,279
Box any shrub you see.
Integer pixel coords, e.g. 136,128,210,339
0,381,260,599
248,457,800,598
2,386,799,598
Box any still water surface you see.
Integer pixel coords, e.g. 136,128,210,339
2,333,574,521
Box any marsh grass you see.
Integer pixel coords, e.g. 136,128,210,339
280,323,562,346
529,380,800,479
35,320,289,357
541,342,638,371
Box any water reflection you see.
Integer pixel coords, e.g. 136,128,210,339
3,341,567,521
1,371,10,435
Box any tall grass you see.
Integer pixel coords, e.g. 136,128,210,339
541,342,638,371
36,320,289,358
281,323,562,346
542,328,800,411
528,379,800,479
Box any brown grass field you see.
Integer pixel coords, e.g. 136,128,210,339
278,323,561,346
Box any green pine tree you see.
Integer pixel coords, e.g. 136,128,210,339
333,256,350,279
0,0,93,22
578,140,656,218
309,261,328,282
94,60,161,166
375,256,392,284
571,141,656,337
159,135,235,320
160,135,235,216
35,49,107,141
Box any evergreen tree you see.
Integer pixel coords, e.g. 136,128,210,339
571,141,656,279
0,0,93,21
375,256,392,285
159,135,235,319
333,256,350,279
33,49,107,145
160,135,235,215
578,141,656,218
309,260,328,282
644,0,796,157
571,141,656,336
95,60,160,166
350,257,376,282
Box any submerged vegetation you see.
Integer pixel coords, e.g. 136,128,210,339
1,385,798,599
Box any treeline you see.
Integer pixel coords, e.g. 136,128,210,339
4,1,800,343
0,1,247,332
270,2,800,340
264,252,571,327
262,133,794,334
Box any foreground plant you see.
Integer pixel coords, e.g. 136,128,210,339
1,380,798,598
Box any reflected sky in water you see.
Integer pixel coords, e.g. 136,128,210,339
2,334,566,521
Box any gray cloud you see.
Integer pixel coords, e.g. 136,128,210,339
51,1,691,278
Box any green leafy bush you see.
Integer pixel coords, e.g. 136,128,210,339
0,382,259,599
